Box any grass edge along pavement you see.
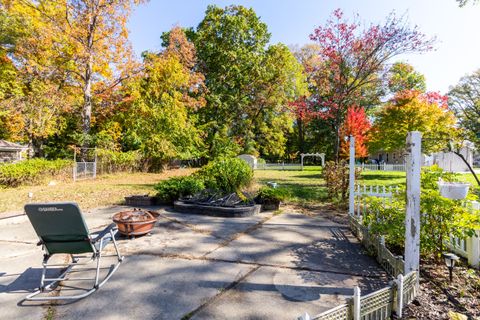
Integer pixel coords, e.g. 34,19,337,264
0,169,196,215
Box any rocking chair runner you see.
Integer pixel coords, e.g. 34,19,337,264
24,202,124,301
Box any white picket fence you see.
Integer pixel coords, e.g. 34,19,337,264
298,271,417,320
298,215,417,320
354,185,480,269
356,163,406,172
256,162,302,170
447,201,480,268
353,184,398,220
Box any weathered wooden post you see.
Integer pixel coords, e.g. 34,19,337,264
349,135,355,216
405,131,422,276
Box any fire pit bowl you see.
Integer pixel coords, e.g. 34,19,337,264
112,209,159,237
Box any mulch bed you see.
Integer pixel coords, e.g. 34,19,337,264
403,258,480,320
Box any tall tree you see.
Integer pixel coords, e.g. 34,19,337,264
0,2,75,153
251,43,307,158
448,69,480,144
369,90,457,154
2,0,145,149
308,9,434,159
119,28,205,169
194,5,306,158
387,62,426,94
194,5,270,154
290,44,321,154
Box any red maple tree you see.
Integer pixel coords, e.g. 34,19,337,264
305,9,434,159
339,106,371,158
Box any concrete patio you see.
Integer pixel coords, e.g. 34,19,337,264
0,206,390,320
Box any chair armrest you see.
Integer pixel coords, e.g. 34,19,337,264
91,223,117,243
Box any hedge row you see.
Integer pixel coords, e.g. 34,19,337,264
0,159,73,187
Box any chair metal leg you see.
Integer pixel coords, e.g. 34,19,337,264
25,232,124,301
111,229,124,262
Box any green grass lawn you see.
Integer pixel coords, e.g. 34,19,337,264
359,169,479,189
254,168,480,206
254,166,328,205
359,171,406,187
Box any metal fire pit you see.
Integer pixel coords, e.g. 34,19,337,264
112,208,159,237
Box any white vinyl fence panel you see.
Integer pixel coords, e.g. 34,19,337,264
353,184,399,220
256,162,302,170
357,164,406,172
447,201,480,268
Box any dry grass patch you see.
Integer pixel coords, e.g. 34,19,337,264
0,169,195,215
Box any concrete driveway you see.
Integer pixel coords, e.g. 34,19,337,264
0,206,389,320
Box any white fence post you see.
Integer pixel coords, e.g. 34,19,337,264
396,274,404,318
353,286,361,320
467,230,480,268
297,312,311,320
405,131,422,277
349,135,355,216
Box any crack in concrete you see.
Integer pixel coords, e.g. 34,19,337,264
0,239,36,245
133,252,388,279
201,214,275,257
180,265,261,320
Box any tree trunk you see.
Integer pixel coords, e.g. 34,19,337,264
82,67,92,143
298,117,304,154
82,10,96,158
334,125,341,162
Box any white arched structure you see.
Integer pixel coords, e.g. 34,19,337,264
300,153,325,170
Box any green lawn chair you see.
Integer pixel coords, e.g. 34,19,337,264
24,202,124,301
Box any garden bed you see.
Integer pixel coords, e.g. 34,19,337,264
403,258,480,319
173,200,261,217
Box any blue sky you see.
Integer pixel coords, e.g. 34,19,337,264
128,0,480,94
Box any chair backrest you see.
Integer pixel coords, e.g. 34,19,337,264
25,203,94,254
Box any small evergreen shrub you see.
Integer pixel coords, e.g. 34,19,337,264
154,175,205,204
196,157,253,193
0,159,72,187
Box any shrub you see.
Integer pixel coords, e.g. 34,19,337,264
154,175,205,204
196,157,253,193
364,166,480,256
256,186,287,203
323,160,360,202
97,149,142,174
0,159,73,187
